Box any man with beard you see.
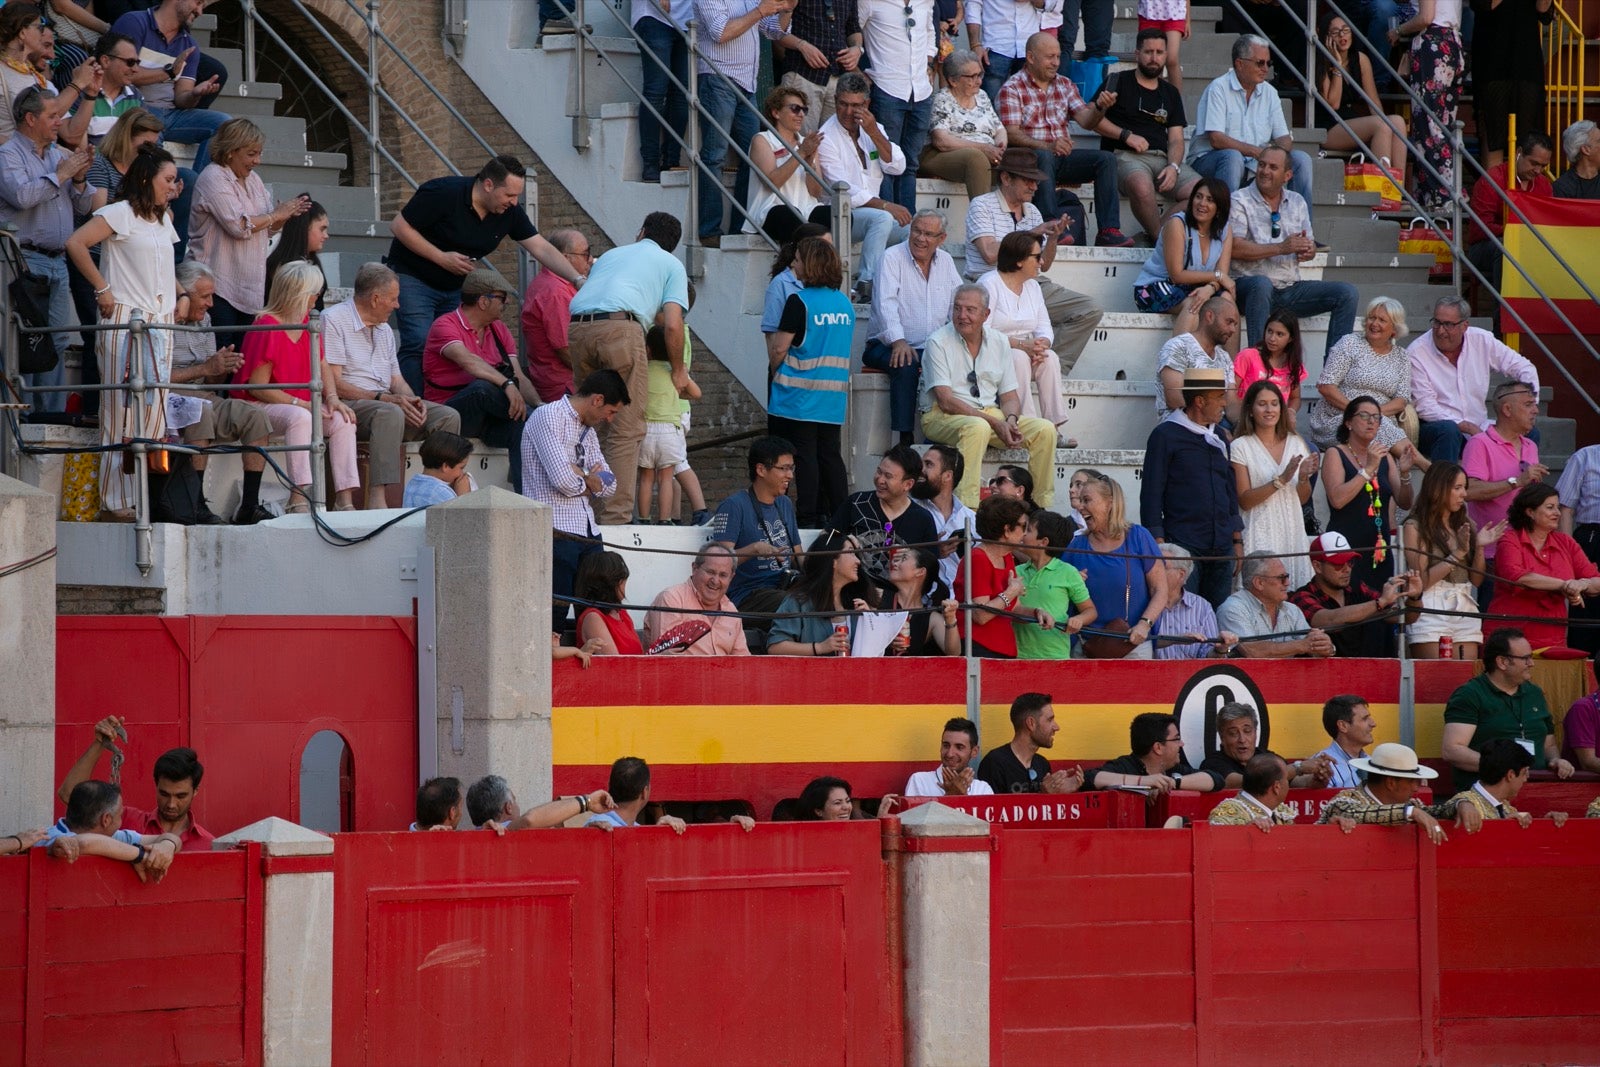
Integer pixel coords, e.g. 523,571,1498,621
1091,28,1200,242
913,443,974,592
905,718,995,796
977,693,1084,794
1290,531,1422,657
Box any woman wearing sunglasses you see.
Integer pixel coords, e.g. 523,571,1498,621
746,86,832,242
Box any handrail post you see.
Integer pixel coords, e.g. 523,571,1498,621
1451,118,1464,291
308,311,327,508
573,0,591,150
129,310,152,577
242,0,257,84
367,0,381,221
832,182,852,289
685,18,701,277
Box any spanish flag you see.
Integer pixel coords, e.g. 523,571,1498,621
1501,191,1600,334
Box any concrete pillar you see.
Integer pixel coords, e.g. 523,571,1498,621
898,802,993,1067
0,474,56,833
424,487,553,802
215,817,334,1067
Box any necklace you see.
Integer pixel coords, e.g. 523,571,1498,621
3,55,43,88
1351,449,1387,565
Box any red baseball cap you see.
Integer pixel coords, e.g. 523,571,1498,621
1309,532,1360,566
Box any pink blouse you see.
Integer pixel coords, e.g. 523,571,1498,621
190,163,274,312
1233,347,1307,400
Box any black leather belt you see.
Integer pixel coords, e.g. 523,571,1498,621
570,311,635,324
20,242,63,257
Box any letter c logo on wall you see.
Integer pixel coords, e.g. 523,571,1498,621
1171,664,1269,763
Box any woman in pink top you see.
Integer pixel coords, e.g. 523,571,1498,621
1232,310,1306,432
190,117,311,348
232,261,360,512
1493,483,1600,653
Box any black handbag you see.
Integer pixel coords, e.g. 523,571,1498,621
3,233,57,375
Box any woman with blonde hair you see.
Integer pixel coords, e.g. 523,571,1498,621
231,261,361,513
87,108,165,208
1061,473,1168,658
190,117,312,348
1307,295,1417,454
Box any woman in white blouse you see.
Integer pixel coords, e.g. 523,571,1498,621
746,86,830,241
921,51,1006,198
979,231,1073,447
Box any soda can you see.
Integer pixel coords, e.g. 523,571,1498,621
1438,634,1453,660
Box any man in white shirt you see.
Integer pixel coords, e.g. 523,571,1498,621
962,149,1102,374
858,0,937,210
1154,293,1240,421
913,443,976,592
1188,35,1313,202
324,264,462,509
1408,293,1541,464
919,284,1056,507
861,209,963,445
816,71,911,299
904,717,996,796
1216,552,1335,659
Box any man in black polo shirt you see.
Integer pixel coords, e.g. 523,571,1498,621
827,444,938,591
387,155,586,392
1083,712,1223,793
1289,532,1422,657
976,692,1084,795
1091,29,1199,242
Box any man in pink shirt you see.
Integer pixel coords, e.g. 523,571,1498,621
519,229,594,403
1463,381,1547,609
642,544,751,655
56,717,214,853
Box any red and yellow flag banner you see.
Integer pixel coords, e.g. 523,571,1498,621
1502,191,1600,334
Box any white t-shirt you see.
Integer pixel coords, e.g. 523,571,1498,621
96,200,179,321
905,766,996,796
745,130,822,233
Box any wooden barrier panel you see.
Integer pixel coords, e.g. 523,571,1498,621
1154,788,1435,827
896,791,1145,827
0,848,261,1067
992,828,1198,1064
1504,777,1600,818
331,830,614,1067
1191,824,1437,1067
611,821,896,1067
1437,820,1600,1067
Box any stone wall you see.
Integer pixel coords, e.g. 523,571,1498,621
230,1,765,516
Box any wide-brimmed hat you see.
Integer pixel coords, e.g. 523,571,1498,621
1181,367,1228,392
997,148,1049,183
1350,742,1438,780
1309,531,1360,566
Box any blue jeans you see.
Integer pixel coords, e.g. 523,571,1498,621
870,87,932,211
1034,147,1121,233
146,105,231,174
22,250,69,414
1234,276,1358,358
540,0,573,28
171,165,197,260
553,533,602,626
445,379,525,492
636,17,688,172
851,206,908,284
696,73,757,238
1191,148,1315,204
394,272,462,394
1059,0,1113,57
1183,548,1234,610
981,53,1025,106
861,339,922,434
1347,0,1401,85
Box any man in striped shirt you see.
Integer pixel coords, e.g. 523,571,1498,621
1153,542,1239,659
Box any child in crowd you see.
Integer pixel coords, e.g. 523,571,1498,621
1139,0,1189,89
403,431,473,508
636,320,702,524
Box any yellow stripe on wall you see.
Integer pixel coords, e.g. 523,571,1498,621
552,700,1406,766
1503,222,1600,301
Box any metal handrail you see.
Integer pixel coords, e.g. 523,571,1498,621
553,0,852,273
1543,0,1589,178
1242,1,1600,417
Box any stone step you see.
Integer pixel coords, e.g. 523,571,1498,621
242,112,308,150
1318,216,1401,252
208,46,246,88
211,81,283,118
290,183,382,220
256,148,348,188
316,250,385,289
982,447,1149,521
1111,4,1223,34
191,12,216,47
1063,311,1336,382
320,217,392,257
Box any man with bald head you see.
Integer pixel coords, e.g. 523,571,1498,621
643,543,751,655
521,228,596,404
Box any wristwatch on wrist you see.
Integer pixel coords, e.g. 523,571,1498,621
163,62,179,80
1507,476,1518,487
503,378,516,391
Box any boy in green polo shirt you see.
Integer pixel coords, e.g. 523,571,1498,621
1015,510,1096,659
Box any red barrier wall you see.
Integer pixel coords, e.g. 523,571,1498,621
1154,787,1435,827
0,847,262,1067
56,617,417,834
897,791,1145,827
1437,820,1600,1067
331,823,896,1067
992,825,1438,1066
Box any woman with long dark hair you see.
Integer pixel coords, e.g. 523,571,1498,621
1232,380,1318,589
1493,483,1600,653
1133,177,1234,314
1232,309,1306,431
1403,461,1496,659
884,545,960,655
1324,394,1415,590
768,531,880,657
575,550,644,656
264,196,329,309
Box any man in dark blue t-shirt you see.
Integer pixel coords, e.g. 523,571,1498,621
712,435,803,607
386,154,585,392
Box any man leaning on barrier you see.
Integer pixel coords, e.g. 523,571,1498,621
1316,742,1481,840
1208,751,1296,832
1082,712,1223,794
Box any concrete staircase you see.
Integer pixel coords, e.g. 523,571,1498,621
444,0,1577,520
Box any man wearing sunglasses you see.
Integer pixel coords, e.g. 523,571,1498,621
1408,293,1540,465
1229,144,1357,362
1189,35,1314,202
919,284,1056,508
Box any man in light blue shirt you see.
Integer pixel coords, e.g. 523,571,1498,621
1187,35,1313,205
585,757,689,832
41,781,182,883
1317,694,1376,789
